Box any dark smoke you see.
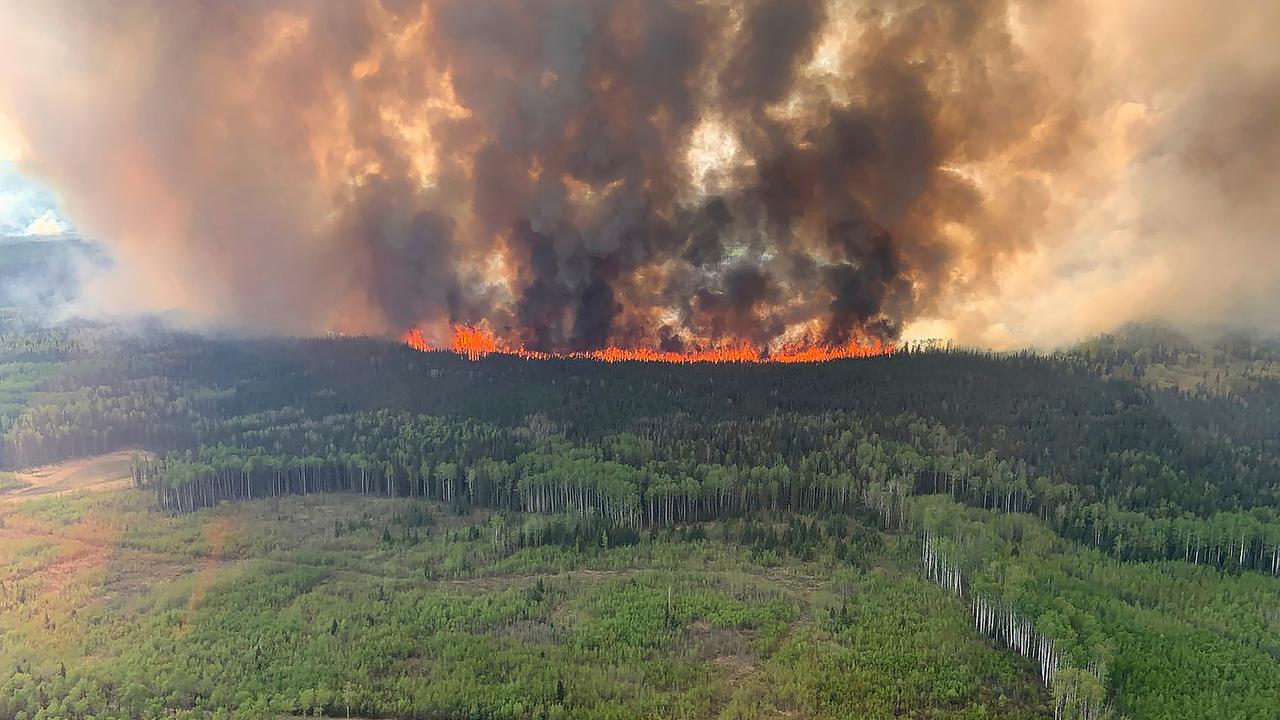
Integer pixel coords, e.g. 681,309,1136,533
0,0,1084,349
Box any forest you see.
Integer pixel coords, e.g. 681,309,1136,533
1,317,1278,718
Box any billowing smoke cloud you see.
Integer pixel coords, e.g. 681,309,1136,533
0,0,1275,350
906,0,1280,348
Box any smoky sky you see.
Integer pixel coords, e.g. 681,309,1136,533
0,0,1276,350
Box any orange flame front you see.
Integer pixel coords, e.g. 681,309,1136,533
450,324,500,361
403,328,432,353
402,325,892,364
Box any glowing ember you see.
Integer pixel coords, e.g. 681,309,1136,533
402,325,893,364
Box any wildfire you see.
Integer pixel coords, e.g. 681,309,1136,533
402,325,893,364
450,324,499,360
403,328,432,353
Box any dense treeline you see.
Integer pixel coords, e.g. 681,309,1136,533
5,322,1280,576
121,405,1280,576
922,532,1111,720
5,323,1279,518
914,496,1280,720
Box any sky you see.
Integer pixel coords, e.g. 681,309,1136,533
0,112,72,238
0,165,73,239
0,112,73,240
0,0,1276,351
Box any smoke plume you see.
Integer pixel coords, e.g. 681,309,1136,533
0,0,1276,350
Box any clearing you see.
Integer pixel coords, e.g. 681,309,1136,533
1,450,147,503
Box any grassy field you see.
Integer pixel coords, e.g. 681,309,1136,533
0,471,30,495
1,450,142,503
0,488,1050,719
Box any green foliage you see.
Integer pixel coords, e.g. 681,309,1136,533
766,571,1043,719
0,322,1277,718
915,496,1280,719
0,470,29,494
0,495,1053,719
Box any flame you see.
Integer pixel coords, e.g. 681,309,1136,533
403,328,432,352
450,323,500,360
770,339,889,363
401,324,893,364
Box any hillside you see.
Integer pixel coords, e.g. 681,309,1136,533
1072,322,1280,395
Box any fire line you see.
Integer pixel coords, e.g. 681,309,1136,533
402,325,893,364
